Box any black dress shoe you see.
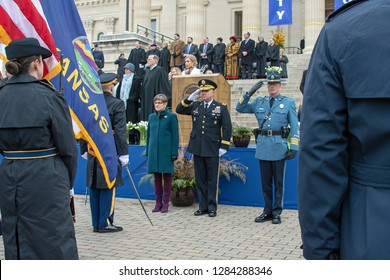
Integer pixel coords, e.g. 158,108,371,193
272,215,282,224
208,211,217,217
98,224,123,233
194,209,208,216
254,213,273,223
93,228,98,233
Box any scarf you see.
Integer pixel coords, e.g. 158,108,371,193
120,73,134,109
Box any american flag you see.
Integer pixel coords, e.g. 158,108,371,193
0,0,61,79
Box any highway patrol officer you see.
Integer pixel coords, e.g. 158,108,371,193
236,67,299,224
299,0,390,260
81,73,129,233
176,79,232,217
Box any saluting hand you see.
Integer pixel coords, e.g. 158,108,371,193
248,81,263,97
187,89,201,101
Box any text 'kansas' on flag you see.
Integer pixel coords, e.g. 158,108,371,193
0,0,118,188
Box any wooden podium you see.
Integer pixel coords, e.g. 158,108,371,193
171,74,231,146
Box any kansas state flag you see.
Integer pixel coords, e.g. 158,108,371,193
40,0,118,188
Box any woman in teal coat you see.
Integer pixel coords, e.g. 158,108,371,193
146,94,179,213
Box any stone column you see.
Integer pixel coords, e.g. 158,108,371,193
83,19,95,43
160,0,177,39
104,17,116,34
186,0,204,44
118,0,133,32
304,0,325,53
133,0,151,30
242,0,261,40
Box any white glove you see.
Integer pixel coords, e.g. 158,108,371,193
81,152,88,160
69,188,74,197
219,148,227,157
187,89,201,101
119,155,129,166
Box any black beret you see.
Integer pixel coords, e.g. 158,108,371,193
5,37,52,60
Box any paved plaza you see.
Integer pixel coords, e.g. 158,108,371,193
0,195,304,260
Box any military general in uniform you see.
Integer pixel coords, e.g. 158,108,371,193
299,0,390,260
81,73,129,233
236,67,299,224
176,79,232,217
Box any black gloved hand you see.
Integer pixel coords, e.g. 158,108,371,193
172,155,178,161
285,149,297,160
248,80,264,96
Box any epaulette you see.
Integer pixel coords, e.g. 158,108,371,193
327,0,368,22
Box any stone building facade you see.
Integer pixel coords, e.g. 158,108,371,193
75,0,337,54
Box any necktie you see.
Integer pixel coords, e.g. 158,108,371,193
203,44,207,53
270,97,275,108
187,45,191,54
205,103,208,109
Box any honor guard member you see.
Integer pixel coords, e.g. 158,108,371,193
81,73,129,233
176,79,232,217
299,0,390,260
0,38,78,259
236,67,299,224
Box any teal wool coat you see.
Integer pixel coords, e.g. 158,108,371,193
146,109,179,174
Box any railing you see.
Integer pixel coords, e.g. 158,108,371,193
136,24,174,47
284,47,303,54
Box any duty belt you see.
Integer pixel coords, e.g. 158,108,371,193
3,147,58,160
259,129,282,136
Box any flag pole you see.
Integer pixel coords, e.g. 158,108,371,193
124,165,154,227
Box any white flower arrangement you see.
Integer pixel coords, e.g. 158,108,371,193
126,121,148,145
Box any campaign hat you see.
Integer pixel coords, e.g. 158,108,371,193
5,37,52,60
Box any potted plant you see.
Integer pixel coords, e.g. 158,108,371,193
232,123,253,147
170,147,196,206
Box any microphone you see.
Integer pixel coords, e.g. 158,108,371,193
200,64,208,74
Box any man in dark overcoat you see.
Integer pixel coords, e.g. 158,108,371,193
176,79,232,217
212,37,226,75
298,0,390,260
267,39,280,67
140,54,171,120
92,44,105,69
128,41,147,79
255,36,268,78
81,73,128,233
239,32,255,79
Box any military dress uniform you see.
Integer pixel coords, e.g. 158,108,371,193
236,74,298,223
176,79,232,217
0,38,78,259
299,0,390,260
81,73,128,233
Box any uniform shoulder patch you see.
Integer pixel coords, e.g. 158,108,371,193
327,0,367,22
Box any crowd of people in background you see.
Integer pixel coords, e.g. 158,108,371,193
88,32,289,136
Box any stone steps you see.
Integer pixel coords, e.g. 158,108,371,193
229,53,311,131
